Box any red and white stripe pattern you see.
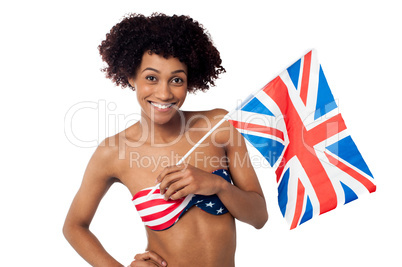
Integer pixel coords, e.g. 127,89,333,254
132,188,194,231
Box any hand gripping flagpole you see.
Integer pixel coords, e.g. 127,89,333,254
145,92,257,199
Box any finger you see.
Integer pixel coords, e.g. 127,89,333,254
168,183,195,201
163,177,193,200
134,251,167,267
129,259,160,267
156,164,187,183
159,169,188,194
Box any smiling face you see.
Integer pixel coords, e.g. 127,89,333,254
129,52,188,126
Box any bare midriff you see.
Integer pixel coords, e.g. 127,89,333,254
146,207,236,267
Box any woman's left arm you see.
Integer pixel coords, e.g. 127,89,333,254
213,112,268,229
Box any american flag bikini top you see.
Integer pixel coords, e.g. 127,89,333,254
132,169,232,231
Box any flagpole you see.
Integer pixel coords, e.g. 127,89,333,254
176,115,230,164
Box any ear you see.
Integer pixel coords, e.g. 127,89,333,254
128,77,136,89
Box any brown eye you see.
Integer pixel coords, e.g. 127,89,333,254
171,77,183,84
146,76,157,82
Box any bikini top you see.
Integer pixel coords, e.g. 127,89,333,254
132,169,232,231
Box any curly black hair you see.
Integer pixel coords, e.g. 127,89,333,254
98,13,225,93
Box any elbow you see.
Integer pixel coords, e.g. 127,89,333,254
62,220,73,241
254,210,269,230
62,219,86,243
253,194,269,229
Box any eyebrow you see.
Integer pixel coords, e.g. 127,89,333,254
171,69,187,75
142,68,187,76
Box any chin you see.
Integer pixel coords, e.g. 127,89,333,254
151,112,182,126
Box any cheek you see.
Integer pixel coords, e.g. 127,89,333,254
177,89,188,105
135,84,151,100
135,90,150,110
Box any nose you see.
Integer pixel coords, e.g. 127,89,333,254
154,82,173,101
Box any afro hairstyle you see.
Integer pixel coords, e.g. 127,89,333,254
98,13,225,93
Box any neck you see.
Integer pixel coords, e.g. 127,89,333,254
140,110,187,145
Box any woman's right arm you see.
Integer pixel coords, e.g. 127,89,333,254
63,139,124,267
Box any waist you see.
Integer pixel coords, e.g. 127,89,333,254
146,209,236,266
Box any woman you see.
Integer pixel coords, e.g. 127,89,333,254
63,13,268,267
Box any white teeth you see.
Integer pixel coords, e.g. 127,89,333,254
150,102,173,109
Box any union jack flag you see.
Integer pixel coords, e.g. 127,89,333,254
227,50,376,229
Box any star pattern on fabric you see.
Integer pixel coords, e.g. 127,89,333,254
216,207,224,214
206,201,215,208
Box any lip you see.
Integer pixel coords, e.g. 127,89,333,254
148,101,177,112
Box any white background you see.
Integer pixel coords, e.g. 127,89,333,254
1,0,401,266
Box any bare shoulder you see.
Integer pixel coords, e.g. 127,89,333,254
96,137,119,161
185,108,235,147
205,108,229,118
186,108,229,127
204,108,229,122
85,137,121,183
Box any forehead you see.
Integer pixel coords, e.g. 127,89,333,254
139,52,188,73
